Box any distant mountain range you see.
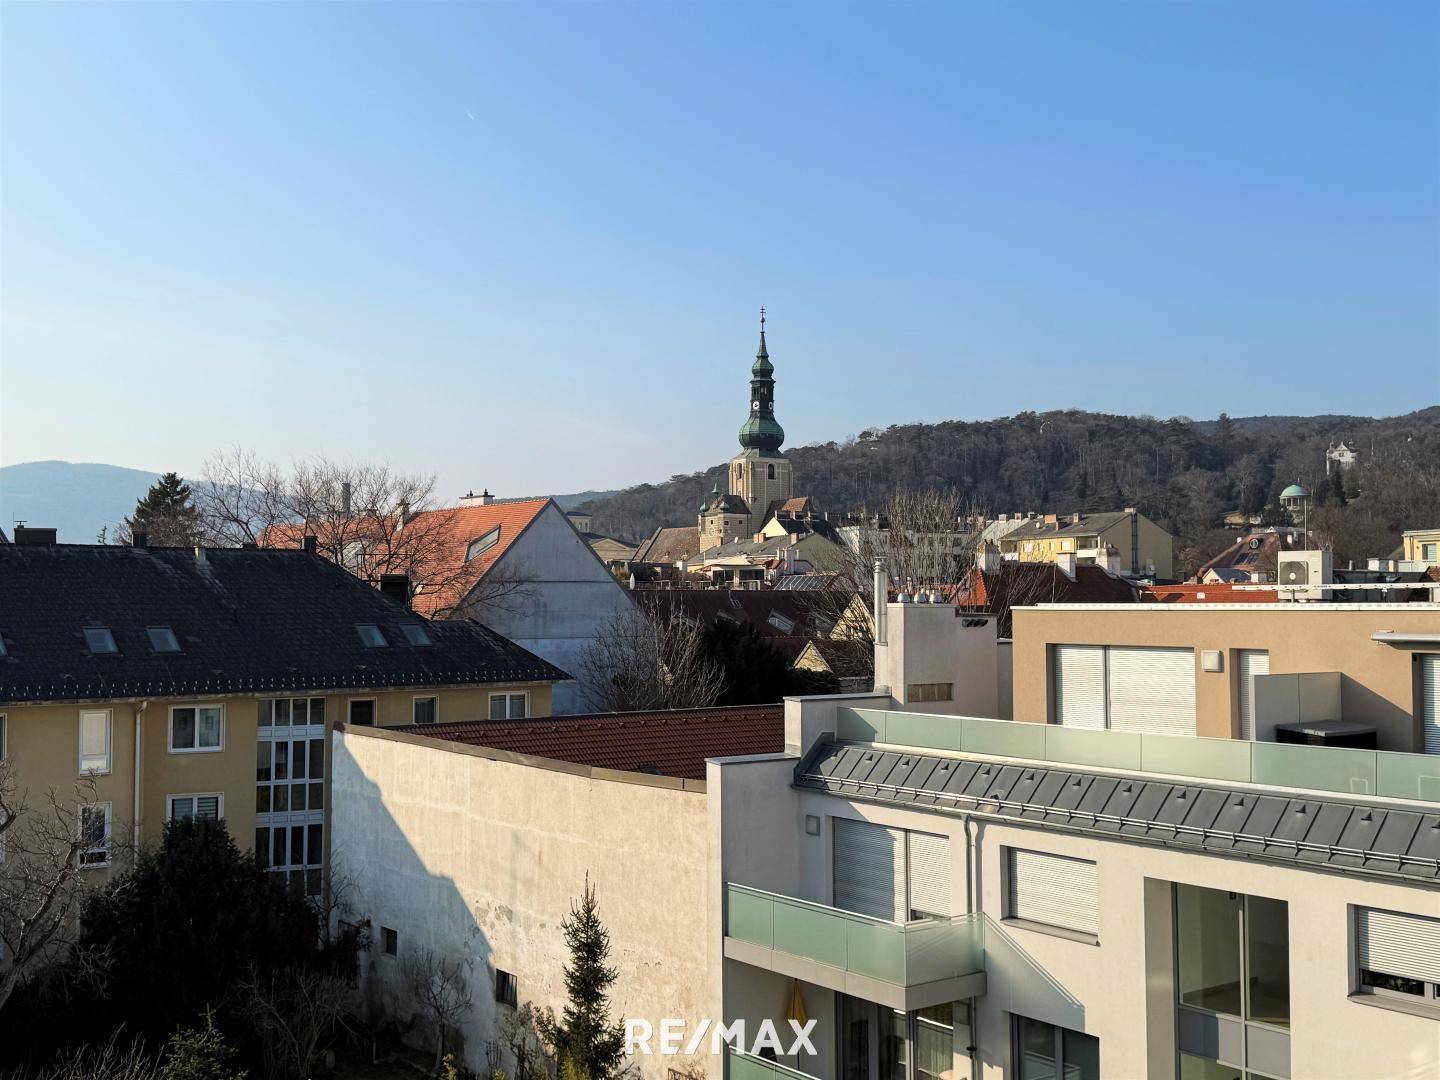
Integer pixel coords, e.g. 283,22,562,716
0,460,618,543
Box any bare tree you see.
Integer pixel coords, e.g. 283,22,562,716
0,762,107,1014
403,947,475,1069
238,966,352,1079
194,449,532,619
2,1031,158,1080
575,606,724,713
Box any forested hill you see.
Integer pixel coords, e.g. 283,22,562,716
581,407,1440,575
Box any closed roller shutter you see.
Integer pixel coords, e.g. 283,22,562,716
1423,655,1440,755
1006,848,1098,937
1238,650,1270,741
906,831,952,919
1107,647,1196,736
1054,645,1106,729
833,818,903,921
1357,907,1440,985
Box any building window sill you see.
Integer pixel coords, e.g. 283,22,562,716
1348,992,1440,1022
1000,916,1099,947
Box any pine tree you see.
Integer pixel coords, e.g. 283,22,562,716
1216,412,1235,448
541,879,627,1080
126,472,201,546
1327,469,1348,507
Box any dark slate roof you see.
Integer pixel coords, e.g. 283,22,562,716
395,703,783,781
0,544,569,703
795,741,1440,887
1004,511,1135,540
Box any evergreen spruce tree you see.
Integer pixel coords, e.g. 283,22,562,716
542,878,627,1080
1327,469,1348,507
126,472,202,546
1216,412,1235,448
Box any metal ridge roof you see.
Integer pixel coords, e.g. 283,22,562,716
794,741,1440,887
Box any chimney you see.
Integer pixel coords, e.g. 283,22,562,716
302,534,318,555
977,541,1001,573
341,482,352,515
873,560,888,644
131,531,148,548
459,488,496,508
14,526,57,546
1043,513,1059,525
379,573,411,608
1056,552,1077,580
194,546,208,566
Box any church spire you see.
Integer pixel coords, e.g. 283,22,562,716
738,307,784,452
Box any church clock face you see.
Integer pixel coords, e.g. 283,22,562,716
752,401,760,411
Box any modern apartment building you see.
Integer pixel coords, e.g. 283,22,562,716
711,694,1440,1080
0,540,567,891
1010,604,1440,752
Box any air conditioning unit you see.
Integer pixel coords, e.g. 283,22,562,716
1276,549,1332,601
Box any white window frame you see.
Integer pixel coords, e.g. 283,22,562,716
348,697,378,727
78,710,113,775
489,691,528,720
412,695,439,725
466,528,501,562
167,793,224,822
78,802,112,868
168,703,225,754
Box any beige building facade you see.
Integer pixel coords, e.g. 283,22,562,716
998,509,1175,580
1011,603,1440,751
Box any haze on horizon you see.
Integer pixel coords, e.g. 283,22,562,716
2,2,1436,500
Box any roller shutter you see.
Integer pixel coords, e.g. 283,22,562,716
1357,908,1440,985
1107,646,1196,736
1006,848,1098,937
1423,655,1440,755
833,818,903,921
906,831,952,919
1054,645,1106,729
1238,650,1270,741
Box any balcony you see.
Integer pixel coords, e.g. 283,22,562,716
726,1048,822,1080
724,883,986,1011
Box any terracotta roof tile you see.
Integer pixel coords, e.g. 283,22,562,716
400,703,784,780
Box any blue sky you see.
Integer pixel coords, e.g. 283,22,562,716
3,2,1436,498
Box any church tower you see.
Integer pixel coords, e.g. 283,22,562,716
729,307,793,534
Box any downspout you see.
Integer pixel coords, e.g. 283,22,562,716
873,560,887,645
133,701,148,854
965,814,981,1079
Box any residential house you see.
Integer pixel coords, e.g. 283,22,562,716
268,494,633,713
1402,527,1440,568
997,508,1174,580
566,510,637,569
1194,529,1303,584
331,704,784,1078
956,543,1137,637
0,538,566,891
793,638,874,693
1010,602,1440,750
633,588,851,665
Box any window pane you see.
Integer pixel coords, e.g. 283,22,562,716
198,707,222,748
292,739,307,778
291,783,307,811
172,709,196,750
414,697,436,725
878,1009,906,1080
171,798,195,821
291,826,304,866
310,698,325,724
1017,1017,1057,1080
1246,895,1290,1028
1178,1054,1244,1080
292,698,308,724
255,828,269,868
272,785,289,812
489,696,506,720
915,1004,953,1080
307,824,322,866
1176,885,1242,1017
1060,1029,1099,1080
349,700,374,726
272,828,286,867
274,698,291,724
258,700,272,727
309,739,324,778
275,741,289,780
256,787,271,813
309,782,324,810
256,742,272,782
510,694,527,719
196,796,220,820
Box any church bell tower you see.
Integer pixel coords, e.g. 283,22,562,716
728,308,792,534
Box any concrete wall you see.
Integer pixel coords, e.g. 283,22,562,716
1011,605,1440,749
333,725,715,1078
875,603,1001,717
472,502,634,714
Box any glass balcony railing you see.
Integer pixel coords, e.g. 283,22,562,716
725,883,985,988
727,1047,823,1080
834,707,1440,803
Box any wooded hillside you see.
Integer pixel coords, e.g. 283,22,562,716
581,407,1440,576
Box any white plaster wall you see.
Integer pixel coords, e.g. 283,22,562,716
475,503,634,714
876,604,1001,717
333,729,714,1078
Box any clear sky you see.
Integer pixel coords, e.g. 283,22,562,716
3,2,1436,499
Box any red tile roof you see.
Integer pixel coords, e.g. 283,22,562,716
1139,583,1279,604
956,563,1138,635
402,703,784,781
